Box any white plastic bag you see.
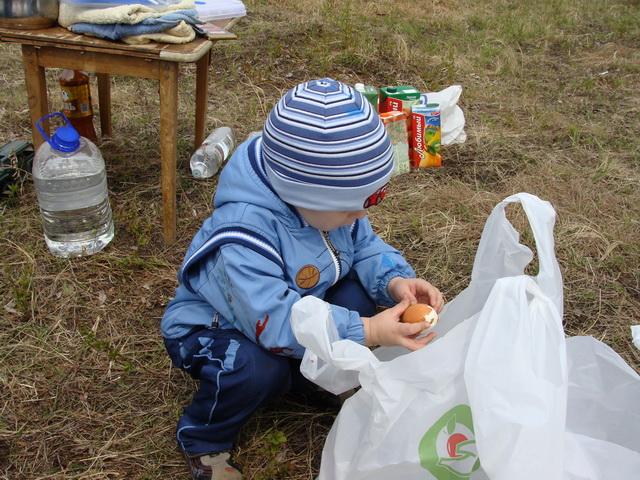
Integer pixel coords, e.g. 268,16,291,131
290,193,640,480
421,85,467,145
563,336,640,479
632,325,640,350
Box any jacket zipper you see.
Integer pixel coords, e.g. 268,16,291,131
320,230,341,285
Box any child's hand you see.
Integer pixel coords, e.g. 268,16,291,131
362,299,436,351
388,277,444,312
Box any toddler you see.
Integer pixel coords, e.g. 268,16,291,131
161,78,443,480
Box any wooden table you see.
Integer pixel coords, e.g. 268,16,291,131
0,25,236,244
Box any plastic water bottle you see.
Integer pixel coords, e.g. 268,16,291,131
190,127,235,178
354,83,379,109
32,112,114,257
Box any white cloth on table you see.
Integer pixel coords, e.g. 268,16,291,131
123,20,195,44
58,0,195,28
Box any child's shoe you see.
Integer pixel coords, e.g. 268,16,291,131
184,451,242,480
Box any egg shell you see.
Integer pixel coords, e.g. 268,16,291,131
401,303,438,328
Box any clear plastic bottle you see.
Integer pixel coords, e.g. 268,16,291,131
33,112,114,257
190,127,235,178
354,82,379,109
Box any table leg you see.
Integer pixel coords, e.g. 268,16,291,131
194,49,210,150
97,73,112,138
159,62,179,244
21,45,49,149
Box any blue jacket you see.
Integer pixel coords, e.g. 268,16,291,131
160,136,415,358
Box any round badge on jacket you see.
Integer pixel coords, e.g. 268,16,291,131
296,265,321,289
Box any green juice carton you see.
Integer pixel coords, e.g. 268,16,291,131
379,85,421,115
379,86,421,148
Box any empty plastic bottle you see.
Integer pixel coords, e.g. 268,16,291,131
354,82,379,109
33,112,114,257
190,126,235,178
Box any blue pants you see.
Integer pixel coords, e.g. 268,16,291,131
165,273,376,456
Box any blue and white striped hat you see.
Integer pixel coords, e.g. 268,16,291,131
261,78,394,211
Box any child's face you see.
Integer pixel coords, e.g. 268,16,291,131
297,207,367,231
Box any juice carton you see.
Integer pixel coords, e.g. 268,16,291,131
379,85,422,115
380,110,410,176
411,103,442,168
379,86,421,149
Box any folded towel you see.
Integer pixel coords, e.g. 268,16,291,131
58,0,195,27
122,20,195,44
69,9,200,41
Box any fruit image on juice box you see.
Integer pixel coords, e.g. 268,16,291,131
380,110,410,176
411,103,442,168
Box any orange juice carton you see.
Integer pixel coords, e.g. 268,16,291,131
380,110,410,175
411,103,442,168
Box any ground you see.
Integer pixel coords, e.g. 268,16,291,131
1,0,639,478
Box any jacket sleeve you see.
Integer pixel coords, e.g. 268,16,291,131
193,243,365,358
351,217,416,306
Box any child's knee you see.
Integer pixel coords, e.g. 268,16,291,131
234,343,292,400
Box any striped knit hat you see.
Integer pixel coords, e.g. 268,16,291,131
261,78,394,211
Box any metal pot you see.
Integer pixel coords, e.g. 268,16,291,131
0,0,59,29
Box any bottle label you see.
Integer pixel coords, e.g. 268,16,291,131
61,84,93,119
219,142,230,160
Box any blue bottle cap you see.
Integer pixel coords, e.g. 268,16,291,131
50,124,81,152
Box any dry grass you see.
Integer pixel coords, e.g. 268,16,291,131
1,0,639,478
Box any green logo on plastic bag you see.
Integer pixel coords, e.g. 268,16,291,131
419,404,481,480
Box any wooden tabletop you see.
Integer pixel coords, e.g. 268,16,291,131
0,19,237,63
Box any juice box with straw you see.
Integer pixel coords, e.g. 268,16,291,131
411,103,442,168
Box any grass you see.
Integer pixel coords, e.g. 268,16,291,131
1,0,639,478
